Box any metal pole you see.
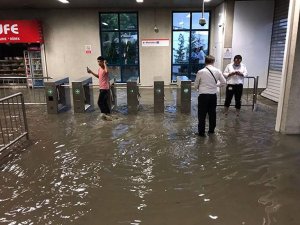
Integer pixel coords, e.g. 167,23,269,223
20,94,29,140
6,98,16,140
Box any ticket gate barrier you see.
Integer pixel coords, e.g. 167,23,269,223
108,78,117,112
154,76,164,113
72,77,94,113
127,77,140,114
176,76,191,113
45,77,71,114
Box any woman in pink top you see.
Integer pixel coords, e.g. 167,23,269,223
87,56,111,118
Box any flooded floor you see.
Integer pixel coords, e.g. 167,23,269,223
1,88,300,225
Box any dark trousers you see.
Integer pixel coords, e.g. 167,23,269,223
224,84,243,109
198,94,217,135
98,89,110,114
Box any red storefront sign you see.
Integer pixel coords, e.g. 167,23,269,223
0,20,43,43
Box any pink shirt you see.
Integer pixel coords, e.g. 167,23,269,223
98,67,109,90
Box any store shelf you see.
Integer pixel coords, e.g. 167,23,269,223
0,58,26,85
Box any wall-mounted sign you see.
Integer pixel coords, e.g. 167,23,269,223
142,39,169,47
223,48,233,59
85,45,92,54
0,20,43,43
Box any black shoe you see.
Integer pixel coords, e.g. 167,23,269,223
195,132,206,137
208,130,215,134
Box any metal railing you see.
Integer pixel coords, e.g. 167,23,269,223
217,76,259,111
0,77,52,104
0,92,29,153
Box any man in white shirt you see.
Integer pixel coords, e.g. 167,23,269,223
223,55,248,116
194,55,226,137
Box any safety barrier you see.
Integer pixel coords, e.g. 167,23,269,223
45,77,71,114
154,76,164,113
72,77,94,113
108,78,117,112
0,77,52,105
176,76,191,113
0,93,29,153
217,76,259,111
127,77,140,114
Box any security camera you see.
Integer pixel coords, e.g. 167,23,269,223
199,18,206,26
154,25,159,33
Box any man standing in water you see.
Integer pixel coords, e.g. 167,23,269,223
223,55,248,117
87,56,112,120
194,55,226,137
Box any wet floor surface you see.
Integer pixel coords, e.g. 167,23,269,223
1,88,300,225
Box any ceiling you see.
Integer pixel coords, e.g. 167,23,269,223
0,0,225,9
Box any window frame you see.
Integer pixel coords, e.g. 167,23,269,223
99,12,140,83
171,11,211,82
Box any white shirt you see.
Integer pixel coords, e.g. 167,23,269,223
223,63,248,85
194,65,226,94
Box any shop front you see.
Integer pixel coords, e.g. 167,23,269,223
0,20,46,87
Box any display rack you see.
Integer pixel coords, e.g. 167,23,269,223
24,50,44,87
0,58,26,85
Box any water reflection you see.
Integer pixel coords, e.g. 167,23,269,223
0,91,300,224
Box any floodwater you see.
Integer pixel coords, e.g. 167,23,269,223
0,88,300,225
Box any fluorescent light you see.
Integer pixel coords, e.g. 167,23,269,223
102,22,108,26
136,0,143,3
58,0,69,4
204,0,211,2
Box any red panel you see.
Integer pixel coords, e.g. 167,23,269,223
0,20,44,43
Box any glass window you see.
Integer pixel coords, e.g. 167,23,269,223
172,31,190,64
108,66,121,82
101,14,118,31
172,11,210,81
120,13,138,30
172,65,189,81
122,66,139,82
173,13,191,30
101,32,120,65
100,12,139,83
192,12,210,30
120,32,138,65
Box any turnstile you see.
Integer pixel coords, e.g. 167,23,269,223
72,77,94,113
108,78,117,112
127,77,139,114
176,76,191,113
154,76,164,113
45,77,71,114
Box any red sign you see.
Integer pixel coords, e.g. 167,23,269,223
0,20,43,43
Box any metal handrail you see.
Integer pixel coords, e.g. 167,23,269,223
217,76,259,111
0,92,29,152
0,77,52,79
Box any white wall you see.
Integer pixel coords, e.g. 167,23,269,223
139,9,171,86
232,1,274,88
212,3,225,69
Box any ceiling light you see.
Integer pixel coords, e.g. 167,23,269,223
136,0,143,3
204,0,211,2
102,22,108,26
58,0,69,3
